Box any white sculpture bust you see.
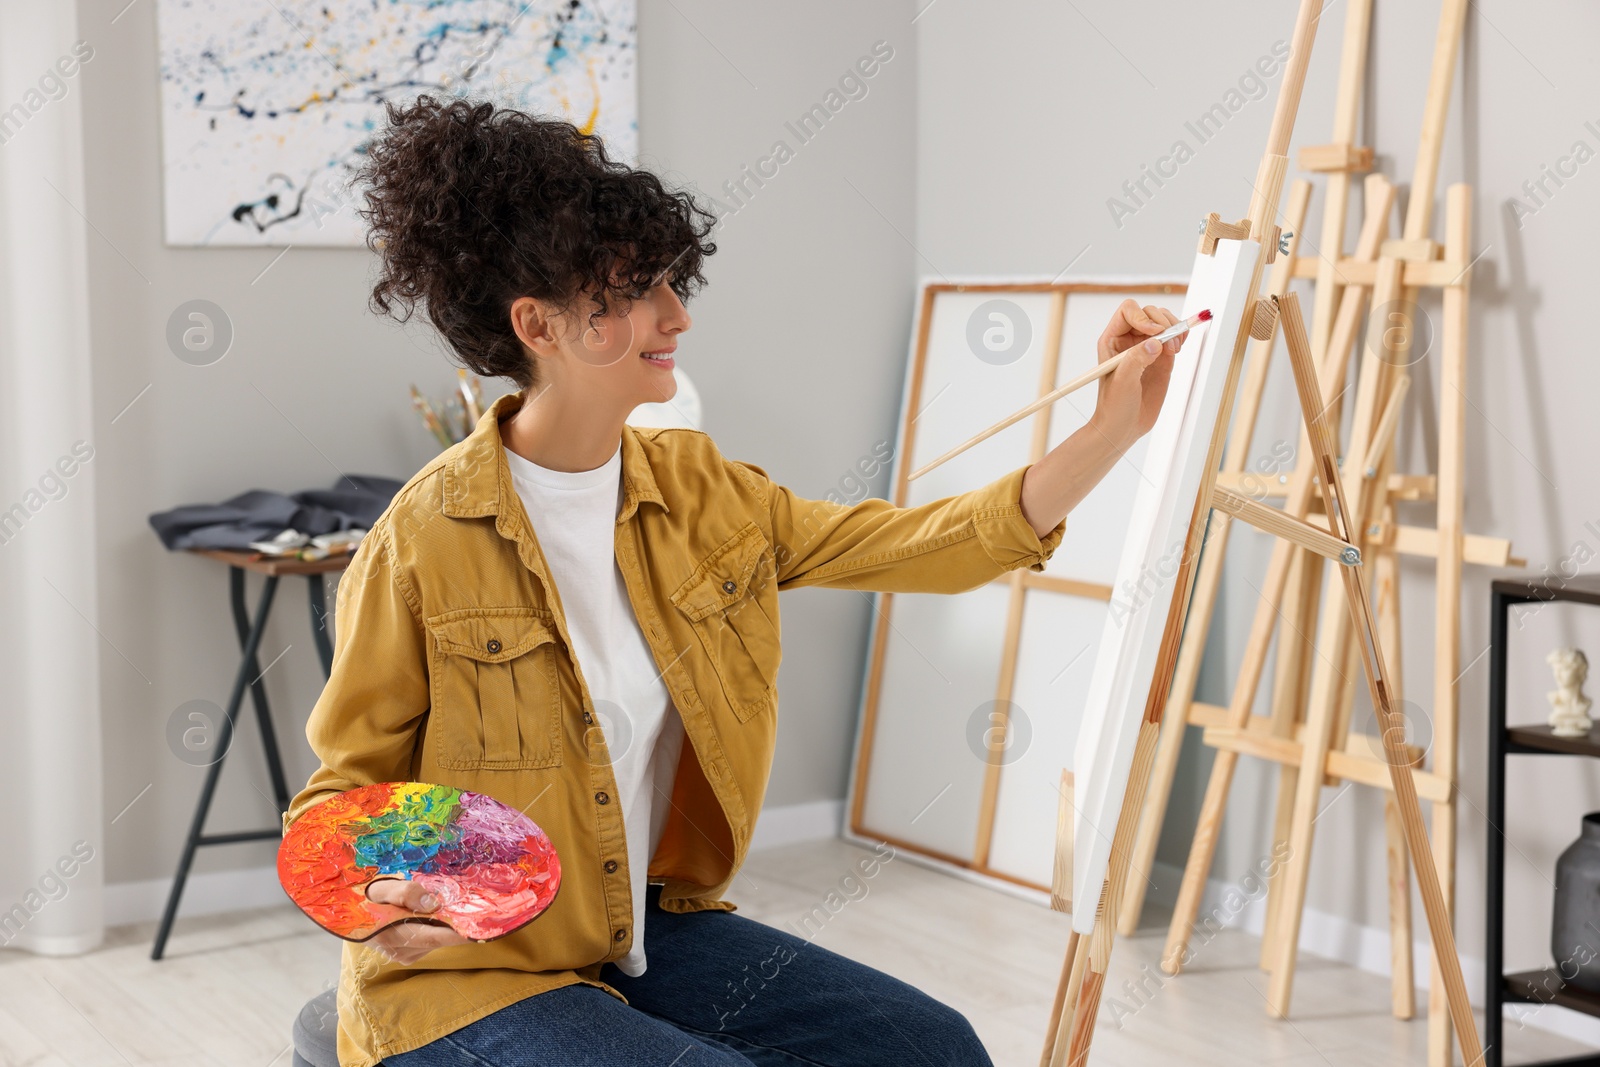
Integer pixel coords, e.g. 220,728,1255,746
1547,648,1593,738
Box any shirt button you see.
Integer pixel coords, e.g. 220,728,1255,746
722,579,737,594
486,639,502,654
595,791,609,805
583,710,594,724
614,928,627,942
604,859,618,873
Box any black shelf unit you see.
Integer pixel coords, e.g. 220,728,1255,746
1488,574,1600,1067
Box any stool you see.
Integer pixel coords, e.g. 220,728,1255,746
293,987,390,1067
292,988,341,1067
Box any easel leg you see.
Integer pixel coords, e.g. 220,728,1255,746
1041,931,1079,1067
1257,548,1306,971
1258,758,1299,972
1375,503,1417,1019
1120,517,1232,939
1118,666,1192,937
1308,0,1375,361
1428,181,1473,1067
1259,547,1322,969
1385,791,1416,1018
1062,719,1164,1065
1162,747,1237,974
1428,805,1458,1066
1280,288,1484,1065
1066,969,1105,1067
1046,933,1090,1067
1376,505,1407,710
1263,566,1349,1015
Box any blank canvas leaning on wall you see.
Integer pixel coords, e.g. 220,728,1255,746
846,278,1187,897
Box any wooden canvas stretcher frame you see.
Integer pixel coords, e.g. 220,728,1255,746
843,277,1187,897
1040,2,1483,1063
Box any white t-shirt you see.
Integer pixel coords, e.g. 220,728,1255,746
504,439,685,977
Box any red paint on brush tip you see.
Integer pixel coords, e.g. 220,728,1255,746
1197,308,1212,322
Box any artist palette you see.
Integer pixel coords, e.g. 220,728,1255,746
277,782,560,943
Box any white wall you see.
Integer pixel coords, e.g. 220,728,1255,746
915,0,1600,1011
74,0,917,892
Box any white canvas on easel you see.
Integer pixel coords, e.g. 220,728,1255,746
1070,240,1259,929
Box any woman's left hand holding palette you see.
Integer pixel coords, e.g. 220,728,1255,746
277,781,561,943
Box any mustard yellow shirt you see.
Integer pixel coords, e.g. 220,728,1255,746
284,390,1068,1066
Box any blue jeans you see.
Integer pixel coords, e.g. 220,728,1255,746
387,883,993,1065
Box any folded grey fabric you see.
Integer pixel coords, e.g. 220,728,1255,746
148,474,405,551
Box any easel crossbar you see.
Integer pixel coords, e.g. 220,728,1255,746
1211,485,1360,565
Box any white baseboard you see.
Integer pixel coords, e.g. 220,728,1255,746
750,798,844,850
104,799,846,930
1148,860,1600,1049
104,863,291,928
2,928,106,957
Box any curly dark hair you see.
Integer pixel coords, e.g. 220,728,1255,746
354,95,718,388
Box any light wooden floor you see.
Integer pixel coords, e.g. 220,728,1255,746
0,837,1587,1065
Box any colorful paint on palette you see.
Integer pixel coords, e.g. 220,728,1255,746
277,782,560,943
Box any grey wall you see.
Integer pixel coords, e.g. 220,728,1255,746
630,3,919,810
916,0,1600,980
77,0,917,889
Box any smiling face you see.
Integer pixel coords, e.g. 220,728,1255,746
509,279,691,417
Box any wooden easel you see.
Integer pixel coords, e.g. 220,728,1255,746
1121,3,1520,1063
1037,2,1484,1063
1116,0,1382,947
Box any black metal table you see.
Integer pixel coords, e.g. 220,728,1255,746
151,548,350,960
1487,573,1600,1066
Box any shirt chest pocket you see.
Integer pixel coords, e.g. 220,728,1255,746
670,522,781,723
426,607,564,769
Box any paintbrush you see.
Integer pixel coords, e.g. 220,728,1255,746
908,309,1212,481
410,385,454,449
458,368,483,426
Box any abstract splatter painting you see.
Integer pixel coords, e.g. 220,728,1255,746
156,0,637,246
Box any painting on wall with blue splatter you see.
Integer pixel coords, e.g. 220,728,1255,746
155,0,638,247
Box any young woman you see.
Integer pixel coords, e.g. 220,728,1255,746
285,94,1184,1067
